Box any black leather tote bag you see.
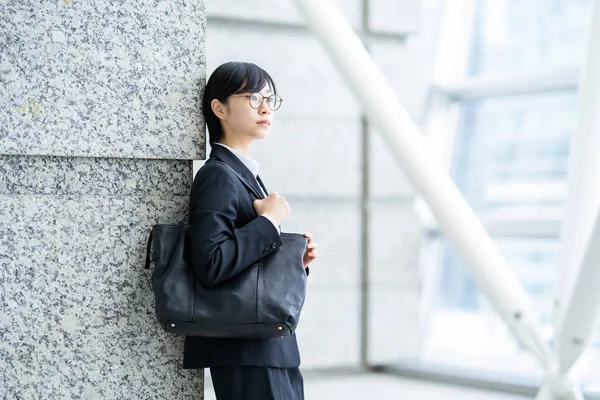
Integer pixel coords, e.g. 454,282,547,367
145,162,308,339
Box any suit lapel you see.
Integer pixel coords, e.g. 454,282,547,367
209,145,265,199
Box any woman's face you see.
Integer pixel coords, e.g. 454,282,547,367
222,83,274,143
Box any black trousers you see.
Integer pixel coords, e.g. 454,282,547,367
210,366,304,400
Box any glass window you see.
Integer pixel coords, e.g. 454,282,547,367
427,237,600,386
452,91,577,216
425,237,559,375
437,237,559,324
422,0,599,388
469,0,591,77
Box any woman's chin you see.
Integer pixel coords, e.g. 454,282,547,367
253,129,269,140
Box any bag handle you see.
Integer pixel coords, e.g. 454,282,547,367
145,160,274,270
213,160,281,231
145,229,154,270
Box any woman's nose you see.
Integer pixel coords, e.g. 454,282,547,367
258,100,271,114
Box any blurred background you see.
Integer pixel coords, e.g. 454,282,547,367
198,0,599,398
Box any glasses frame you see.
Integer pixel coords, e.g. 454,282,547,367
230,92,283,111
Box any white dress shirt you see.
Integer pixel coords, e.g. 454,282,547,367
213,143,280,234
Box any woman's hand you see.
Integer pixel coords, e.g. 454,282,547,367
303,232,318,268
253,192,290,224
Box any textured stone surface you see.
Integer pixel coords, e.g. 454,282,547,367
0,155,192,196
0,0,206,160
0,160,200,398
1,0,205,397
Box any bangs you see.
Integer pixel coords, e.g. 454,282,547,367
226,63,277,96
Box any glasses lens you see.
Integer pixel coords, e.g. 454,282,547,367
268,95,282,111
249,93,262,109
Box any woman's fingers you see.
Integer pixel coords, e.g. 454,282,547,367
303,232,313,243
303,233,318,264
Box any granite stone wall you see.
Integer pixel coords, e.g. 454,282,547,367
1,1,206,398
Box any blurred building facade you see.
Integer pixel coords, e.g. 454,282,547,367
203,0,600,394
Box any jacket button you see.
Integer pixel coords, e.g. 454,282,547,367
271,243,277,249
263,249,269,255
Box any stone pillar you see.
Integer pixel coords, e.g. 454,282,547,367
1,1,206,398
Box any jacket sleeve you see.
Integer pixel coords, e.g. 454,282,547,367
187,163,283,286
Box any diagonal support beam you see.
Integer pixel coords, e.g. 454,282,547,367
539,2,600,398
535,380,585,400
554,0,600,333
557,205,600,374
292,0,551,366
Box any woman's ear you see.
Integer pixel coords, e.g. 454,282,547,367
211,98,227,121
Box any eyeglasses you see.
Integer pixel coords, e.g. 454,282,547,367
230,93,283,111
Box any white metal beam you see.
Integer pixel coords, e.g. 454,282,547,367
292,0,552,367
554,0,600,365
433,68,579,100
557,206,600,373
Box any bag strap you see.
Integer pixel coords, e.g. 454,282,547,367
212,160,265,200
213,160,281,231
256,175,269,197
144,160,275,270
144,229,153,270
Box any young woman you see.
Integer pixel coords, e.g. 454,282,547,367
184,61,318,400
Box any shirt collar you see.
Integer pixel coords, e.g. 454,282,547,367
213,143,260,177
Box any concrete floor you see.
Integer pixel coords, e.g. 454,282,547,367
203,372,532,399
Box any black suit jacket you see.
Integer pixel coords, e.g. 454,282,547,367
182,144,302,369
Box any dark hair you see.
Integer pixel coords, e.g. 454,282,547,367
202,61,277,144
